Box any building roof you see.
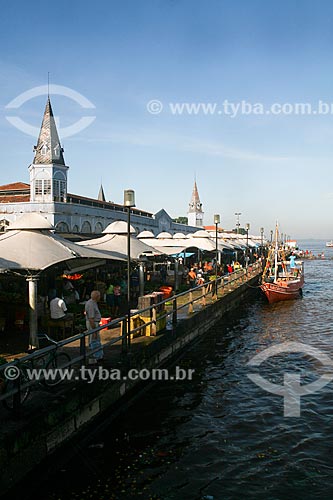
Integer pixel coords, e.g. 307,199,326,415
0,182,30,191
33,97,65,166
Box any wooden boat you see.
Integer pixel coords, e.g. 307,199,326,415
260,226,304,304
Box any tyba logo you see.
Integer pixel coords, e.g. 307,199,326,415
247,341,333,417
5,84,96,138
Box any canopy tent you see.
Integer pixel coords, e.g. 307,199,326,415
151,245,189,256
0,213,126,348
77,220,163,259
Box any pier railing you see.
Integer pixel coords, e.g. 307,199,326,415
0,262,262,410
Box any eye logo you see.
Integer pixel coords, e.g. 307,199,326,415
247,342,333,417
5,84,96,139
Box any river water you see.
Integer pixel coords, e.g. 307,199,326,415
27,241,333,500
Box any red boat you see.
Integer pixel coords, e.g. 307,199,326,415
260,225,304,304
260,274,304,303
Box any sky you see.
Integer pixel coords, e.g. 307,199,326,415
1,0,333,239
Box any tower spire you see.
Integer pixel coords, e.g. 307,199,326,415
98,184,106,202
188,181,201,212
188,180,204,227
33,97,65,165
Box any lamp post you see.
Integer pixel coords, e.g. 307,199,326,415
245,223,250,268
260,227,264,256
124,189,135,350
270,229,273,243
235,212,241,234
214,214,220,296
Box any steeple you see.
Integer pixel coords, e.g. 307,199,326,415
188,181,201,213
98,184,106,202
188,181,204,227
33,97,65,165
29,97,69,203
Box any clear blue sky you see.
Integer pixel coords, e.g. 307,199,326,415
1,0,333,239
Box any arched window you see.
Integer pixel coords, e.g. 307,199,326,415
53,171,66,202
72,225,79,233
81,221,92,233
0,219,9,232
56,221,70,233
34,171,51,201
95,222,103,234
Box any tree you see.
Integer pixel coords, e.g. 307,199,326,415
173,216,188,224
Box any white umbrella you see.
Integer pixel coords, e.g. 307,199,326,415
77,220,163,259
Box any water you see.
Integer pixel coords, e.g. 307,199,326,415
22,241,333,499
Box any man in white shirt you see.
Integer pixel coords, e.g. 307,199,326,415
49,292,73,321
50,296,67,319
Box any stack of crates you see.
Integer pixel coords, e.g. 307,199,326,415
137,292,166,336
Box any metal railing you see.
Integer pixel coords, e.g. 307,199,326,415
0,261,262,409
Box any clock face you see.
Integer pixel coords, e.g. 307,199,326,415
196,213,203,219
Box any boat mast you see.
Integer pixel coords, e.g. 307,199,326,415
274,224,279,282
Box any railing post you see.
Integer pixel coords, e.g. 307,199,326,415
12,375,21,415
80,332,87,366
151,305,157,336
172,295,178,325
188,291,193,314
201,285,206,307
122,318,127,353
212,278,217,301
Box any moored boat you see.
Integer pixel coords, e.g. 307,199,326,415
260,225,304,304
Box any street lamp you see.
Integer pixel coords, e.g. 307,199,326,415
235,212,241,234
270,229,273,243
214,214,220,296
124,189,135,350
245,223,250,268
260,227,264,255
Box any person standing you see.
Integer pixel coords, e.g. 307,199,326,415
105,282,114,314
85,290,103,363
113,283,121,317
188,268,197,288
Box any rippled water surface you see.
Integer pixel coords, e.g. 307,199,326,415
28,242,333,500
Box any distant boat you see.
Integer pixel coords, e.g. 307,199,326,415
260,225,304,304
326,241,333,247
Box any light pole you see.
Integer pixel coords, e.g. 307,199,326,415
124,189,135,350
260,227,264,256
245,223,250,268
235,212,241,234
214,214,220,296
270,229,273,243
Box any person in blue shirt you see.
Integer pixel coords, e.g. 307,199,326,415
289,255,297,269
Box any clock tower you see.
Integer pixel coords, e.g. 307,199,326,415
187,181,204,227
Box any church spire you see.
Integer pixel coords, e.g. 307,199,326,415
98,184,106,202
188,181,204,227
33,97,65,165
188,181,202,212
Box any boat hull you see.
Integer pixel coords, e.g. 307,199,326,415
261,277,304,304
